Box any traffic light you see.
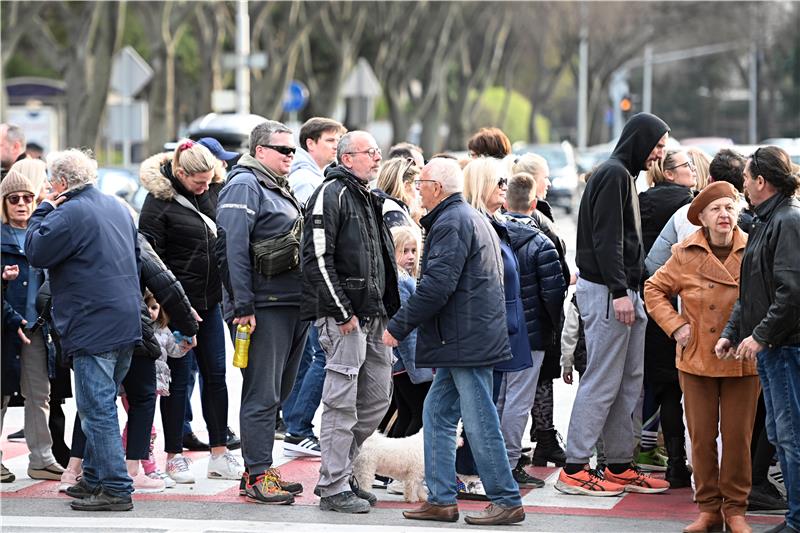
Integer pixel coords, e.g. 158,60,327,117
619,95,632,113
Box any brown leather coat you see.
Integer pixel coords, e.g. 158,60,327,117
644,227,756,377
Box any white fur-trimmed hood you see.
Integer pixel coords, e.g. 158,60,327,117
139,152,225,201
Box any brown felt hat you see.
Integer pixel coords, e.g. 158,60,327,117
687,181,739,226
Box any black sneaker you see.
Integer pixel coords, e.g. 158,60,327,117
244,471,294,505
275,418,287,441
1,463,15,483
532,428,567,467
182,432,210,452
350,476,377,506
65,479,97,499
7,428,24,442
748,482,788,514
239,470,248,496
70,488,133,511
319,490,371,513
512,461,545,488
226,427,241,451
283,434,321,457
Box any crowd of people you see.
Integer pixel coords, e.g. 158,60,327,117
0,116,798,531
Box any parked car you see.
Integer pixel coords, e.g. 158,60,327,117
513,141,580,213
680,137,734,158
97,167,138,202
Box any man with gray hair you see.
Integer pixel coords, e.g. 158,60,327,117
25,149,141,511
383,159,525,526
300,130,400,514
217,120,308,505
1,123,26,179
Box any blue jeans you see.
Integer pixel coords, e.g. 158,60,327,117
423,366,521,508
282,324,325,438
73,347,134,497
757,345,800,530
182,352,201,437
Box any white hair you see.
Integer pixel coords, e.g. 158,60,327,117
425,158,463,195
47,148,97,189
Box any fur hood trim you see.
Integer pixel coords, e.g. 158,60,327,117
139,152,225,201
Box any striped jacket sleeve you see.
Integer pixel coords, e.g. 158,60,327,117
302,181,353,323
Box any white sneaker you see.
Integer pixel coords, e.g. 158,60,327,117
282,435,322,457
166,454,195,484
387,479,405,495
132,472,165,494
207,451,244,480
768,463,786,497
149,470,176,489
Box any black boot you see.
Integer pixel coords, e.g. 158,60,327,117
665,437,692,488
532,429,566,467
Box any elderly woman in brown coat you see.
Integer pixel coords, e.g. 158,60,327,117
644,181,759,533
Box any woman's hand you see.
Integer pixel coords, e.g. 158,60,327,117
673,324,691,347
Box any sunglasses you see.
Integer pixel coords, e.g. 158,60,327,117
497,177,508,188
261,144,296,156
5,193,34,205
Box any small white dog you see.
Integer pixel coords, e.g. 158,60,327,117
353,430,427,503
353,423,463,503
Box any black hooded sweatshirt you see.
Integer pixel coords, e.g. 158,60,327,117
576,113,669,298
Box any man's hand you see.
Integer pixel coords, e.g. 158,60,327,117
562,370,574,385
233,314,257,333
673,324,691,347
735,335,764,362
17,319,30,345
190,307,203,323
44,189,69,207
613,295,635,326
382,330,399,348
715,338,736,360
338,315,358,336
2,265,19,281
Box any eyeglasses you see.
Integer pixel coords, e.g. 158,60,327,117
497,177,508,188
346,148,382,159
666,160,695,171
750,148,761,177
414,179,439,187
5,193,34,205
260,144,296,156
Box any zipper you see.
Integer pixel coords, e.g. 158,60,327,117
194,194,211,311
605,292,610,320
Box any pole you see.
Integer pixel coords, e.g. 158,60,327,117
748,41,758,144
642,45,653,114
235,0,251,115
577,2,589,150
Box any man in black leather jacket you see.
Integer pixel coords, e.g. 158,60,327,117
717,147,800,533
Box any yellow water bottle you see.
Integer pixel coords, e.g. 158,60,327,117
233,324,250,368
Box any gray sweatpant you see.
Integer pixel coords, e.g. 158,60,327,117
565,277,646,465
238,306,309,474
21,331,58,469
495,351,545,465
315,315,392,497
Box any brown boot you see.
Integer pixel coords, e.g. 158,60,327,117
403,502,459,522
464,503,525,526
725,515,752,533
683,512,724,533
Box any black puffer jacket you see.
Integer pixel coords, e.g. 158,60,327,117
138,153,224,311
387,193,511,368
505,218,566,351
300,164,399,322
722,193,800,347
576,113,670,298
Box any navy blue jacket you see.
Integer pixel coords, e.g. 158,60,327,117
216,155,303,319
387,193,511,368
25,186,142,357
1,224,47,398
505,216,567,351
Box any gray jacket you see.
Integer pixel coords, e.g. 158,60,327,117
216,154,303,319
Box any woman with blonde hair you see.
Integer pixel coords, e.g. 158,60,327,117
686,147,711,192
138,139,242,484
375,157,422,228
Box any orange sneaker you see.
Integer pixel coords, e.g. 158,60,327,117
603,465,670,493
554,465,625,496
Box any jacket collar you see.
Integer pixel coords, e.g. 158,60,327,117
681,226,747,286
753,192,791,223
420,193,463,231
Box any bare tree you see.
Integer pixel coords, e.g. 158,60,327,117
193,2,234,118
31,2,124,148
